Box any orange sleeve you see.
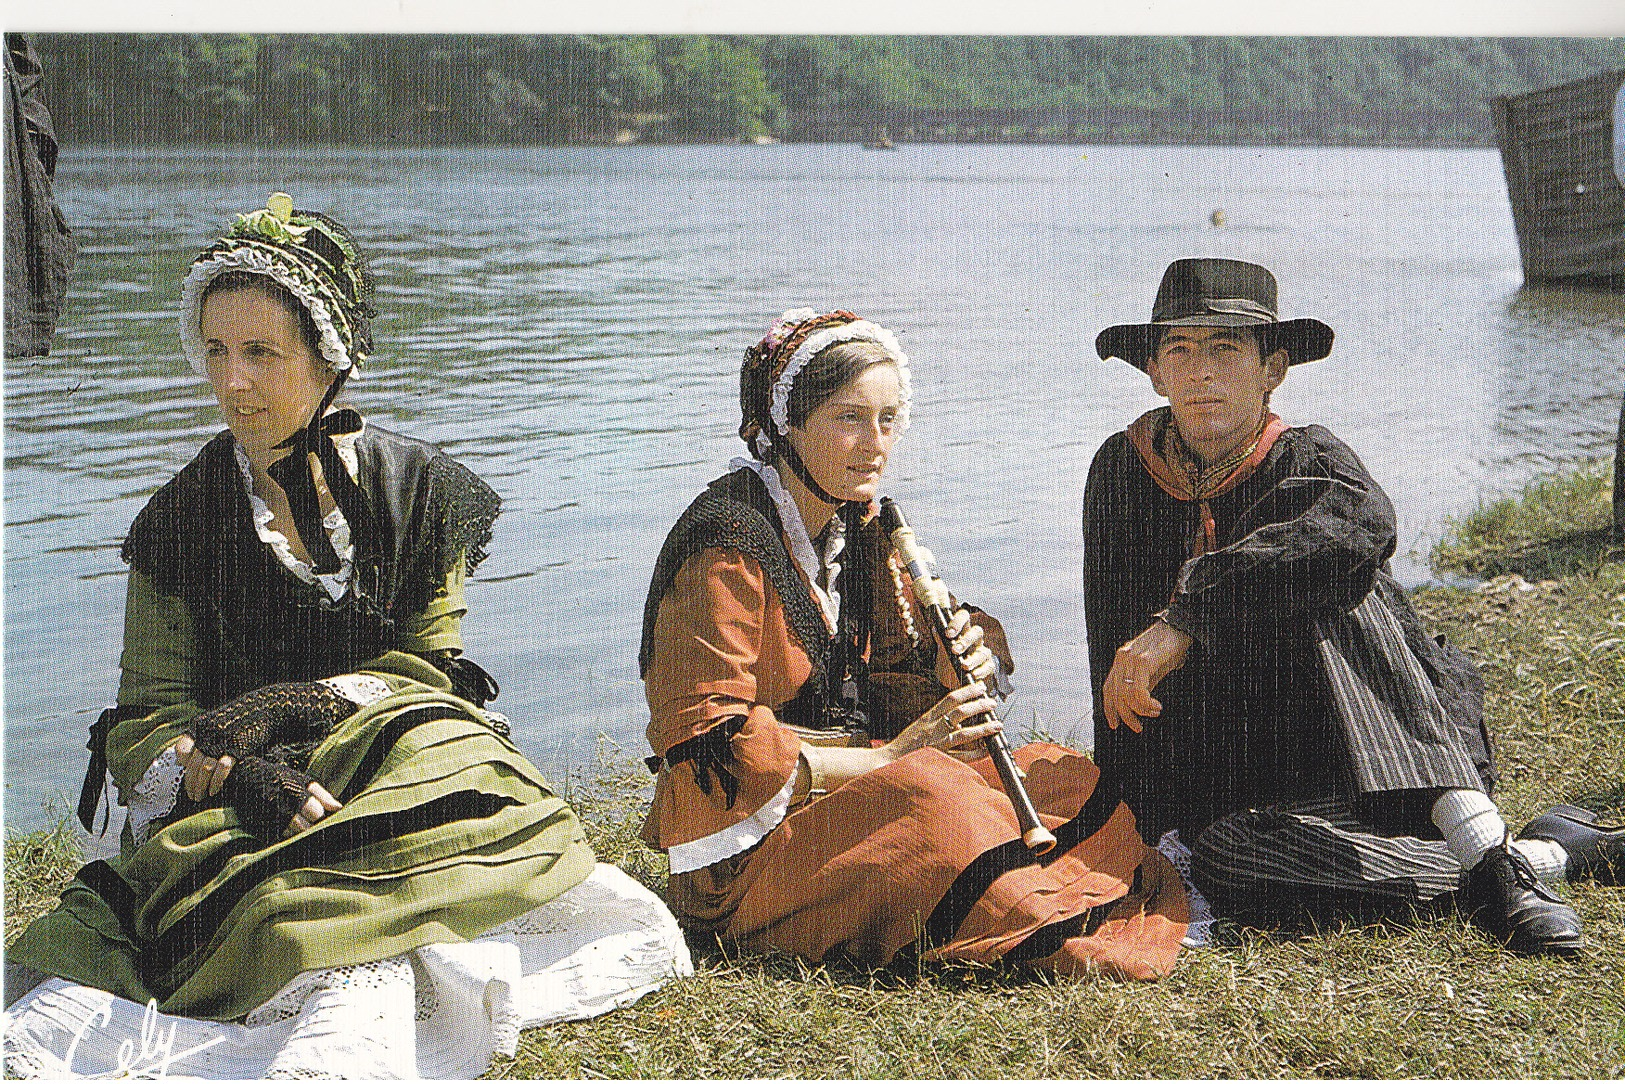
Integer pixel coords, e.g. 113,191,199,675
644,548,810,851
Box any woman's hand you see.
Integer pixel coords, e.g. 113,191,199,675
186,681,352,767
1102,619,1193,733
796,684,1003,797
175,733,234,801
934,608,996,689
290,781,343,834
882,682,1002,764
218,754,344,839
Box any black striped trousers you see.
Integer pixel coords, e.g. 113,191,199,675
1314,582,1487,797
1188,796,1465,922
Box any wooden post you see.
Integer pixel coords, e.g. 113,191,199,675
1615,383,1624,540
1491,94,1538,286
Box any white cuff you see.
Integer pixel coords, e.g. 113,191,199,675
666,769,798,875
318,674,392,707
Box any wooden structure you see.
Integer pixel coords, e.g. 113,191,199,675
1492,70,1625,288
1616,392,1624,540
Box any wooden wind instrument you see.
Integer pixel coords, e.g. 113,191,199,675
878,497,1058,854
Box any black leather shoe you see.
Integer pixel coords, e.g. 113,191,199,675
1517,804,1625,885
1463,842,1584,955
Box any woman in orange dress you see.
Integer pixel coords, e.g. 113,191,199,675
638,308,1187,980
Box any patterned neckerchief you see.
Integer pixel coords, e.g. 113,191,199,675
1126,406,1290,556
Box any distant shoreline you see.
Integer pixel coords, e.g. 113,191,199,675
52,135,1507,150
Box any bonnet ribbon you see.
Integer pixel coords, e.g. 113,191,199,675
267,374,371,575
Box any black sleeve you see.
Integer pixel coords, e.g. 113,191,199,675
425,452,501,578
1161,427,1397,646
1081,435,1131,706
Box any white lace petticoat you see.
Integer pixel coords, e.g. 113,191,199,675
1157,829,1218,948
2,864,693,1080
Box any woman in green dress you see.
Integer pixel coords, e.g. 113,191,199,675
5,195,686,1078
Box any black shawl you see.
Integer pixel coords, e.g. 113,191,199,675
122,423,499,709
639,467,878,733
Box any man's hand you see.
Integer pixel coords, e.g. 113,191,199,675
1102,619,1193,733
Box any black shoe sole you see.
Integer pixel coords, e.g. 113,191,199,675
1504,932,1585,957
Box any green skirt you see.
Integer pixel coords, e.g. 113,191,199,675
9,665,595,1021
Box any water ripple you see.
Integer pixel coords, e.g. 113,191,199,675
7,142,1623,829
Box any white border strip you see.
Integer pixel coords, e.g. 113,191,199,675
666,768,799,875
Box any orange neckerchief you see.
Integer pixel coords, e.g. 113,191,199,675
1125,407,1290,557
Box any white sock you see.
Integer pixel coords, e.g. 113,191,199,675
1510,838,1569,884
1431,789,1507,869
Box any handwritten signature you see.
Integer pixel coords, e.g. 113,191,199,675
60,996,226,1079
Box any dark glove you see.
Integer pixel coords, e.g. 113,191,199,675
222,753,316,839
186,681,352,763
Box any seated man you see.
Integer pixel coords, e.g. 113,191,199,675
1082,257,1622,955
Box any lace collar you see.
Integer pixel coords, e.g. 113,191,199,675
234,425,363,601
729,457,844,633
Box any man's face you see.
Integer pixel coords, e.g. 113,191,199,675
1146,326,1287,462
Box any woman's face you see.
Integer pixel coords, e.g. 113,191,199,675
787,362,902,505
200,287,331,462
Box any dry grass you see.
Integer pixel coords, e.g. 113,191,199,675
9,464,1625,1078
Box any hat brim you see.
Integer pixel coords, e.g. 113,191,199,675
1095,317,1334,371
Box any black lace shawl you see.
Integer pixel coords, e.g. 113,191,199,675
639,468,877,732
121,423,500,710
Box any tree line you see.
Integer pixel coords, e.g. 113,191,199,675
28,34,1625,146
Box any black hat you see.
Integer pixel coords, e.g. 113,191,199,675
1095,258,1333,371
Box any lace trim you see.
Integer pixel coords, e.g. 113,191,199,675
234,433,360,601
728,457,839,633
128,746,185,847
245,956,417,1028
180,248,359,375
766,318,912,440
666,768,799,875
4,866,692,1080
258,957,418,1080
2,1030,50,1079
318,674,393,707
1157,829,1217,948
821,515,847,625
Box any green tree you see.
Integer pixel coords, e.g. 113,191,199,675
655,36,779,139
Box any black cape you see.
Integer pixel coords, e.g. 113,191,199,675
122,423,500,710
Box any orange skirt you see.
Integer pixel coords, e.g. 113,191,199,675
667,743,1186,981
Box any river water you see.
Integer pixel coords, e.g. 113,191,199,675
6,143,1623,830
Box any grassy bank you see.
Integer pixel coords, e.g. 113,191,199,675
7,464,1623,1077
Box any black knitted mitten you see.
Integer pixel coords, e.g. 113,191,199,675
187,682,352,762
223,754,318,839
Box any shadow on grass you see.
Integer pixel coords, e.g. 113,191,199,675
1559,782,1625,820
677,896,1483,995
682,928,1117,994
